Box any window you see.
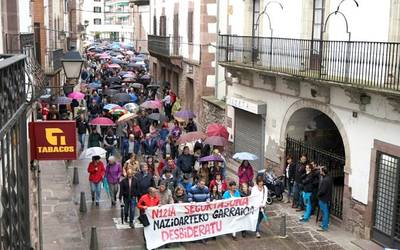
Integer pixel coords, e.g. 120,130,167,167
94,0,101,2
94,18,101,25
94,7,101,13
312,0,325,40
160,15,166,36
188,11,193,43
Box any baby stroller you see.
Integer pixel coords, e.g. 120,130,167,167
257,170,285,205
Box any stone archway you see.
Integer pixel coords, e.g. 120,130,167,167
279,99,351,173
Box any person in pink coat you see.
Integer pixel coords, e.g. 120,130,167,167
238,160,254,186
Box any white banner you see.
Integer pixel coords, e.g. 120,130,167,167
144,196,259,249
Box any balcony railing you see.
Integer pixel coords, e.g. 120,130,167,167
148,35,182,58
130,0,149,6
218,35,400,92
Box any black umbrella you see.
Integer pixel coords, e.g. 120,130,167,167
148,113,167,122
109,84,123,89
107,77,121,84
103,89,119,96
111,93,131,103
147,84,160,89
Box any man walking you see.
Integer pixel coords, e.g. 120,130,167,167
119,169,138,228
317,166,332,231
293,153,307,211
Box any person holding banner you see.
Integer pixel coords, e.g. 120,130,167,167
173,184,188,203
223,181,241,240
251,176,269,238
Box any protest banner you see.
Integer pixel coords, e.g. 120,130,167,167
144,196,260,249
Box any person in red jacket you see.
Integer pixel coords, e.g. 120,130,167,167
137,187,160,214
88,155,105,206
209,173,228,194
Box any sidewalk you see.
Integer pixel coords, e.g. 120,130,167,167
41,157,382,250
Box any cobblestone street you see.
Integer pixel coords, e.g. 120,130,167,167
40,159,375,250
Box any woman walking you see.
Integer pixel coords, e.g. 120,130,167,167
87,156,105,207
251,176,269,238
105,156,122,207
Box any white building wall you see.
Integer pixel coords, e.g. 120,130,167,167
227,79,400,204
0,2,3,54
19,0,33,33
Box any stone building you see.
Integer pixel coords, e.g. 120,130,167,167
131,0,151,53
216,0,400,248
147,0,218,130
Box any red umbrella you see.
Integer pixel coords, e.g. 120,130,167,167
204,136,228,146
206,123,229,140
89,117,115,126
176,131,207,144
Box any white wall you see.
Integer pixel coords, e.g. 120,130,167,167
227,78,400,204
19,0,33,33
0,1,3,54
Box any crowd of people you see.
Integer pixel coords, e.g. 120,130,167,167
38,41,333,246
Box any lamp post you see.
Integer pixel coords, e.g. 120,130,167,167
61,48,84,95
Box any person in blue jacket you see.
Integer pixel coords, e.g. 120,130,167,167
188,178,210,202
223,181,241,240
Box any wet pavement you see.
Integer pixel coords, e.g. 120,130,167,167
41,158,362,250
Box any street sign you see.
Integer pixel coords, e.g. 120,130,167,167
29,121,77,160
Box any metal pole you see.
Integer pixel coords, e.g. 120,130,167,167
37,162,43,250
279,214,288,238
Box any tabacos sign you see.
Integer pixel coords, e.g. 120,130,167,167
29,121,77,160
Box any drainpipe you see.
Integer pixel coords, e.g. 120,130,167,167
215,0,220,99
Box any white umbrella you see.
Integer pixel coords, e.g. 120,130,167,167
79,147,107,159
233,152,258,161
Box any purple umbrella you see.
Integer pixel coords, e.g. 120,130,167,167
198,155,224,162
175,110,196,120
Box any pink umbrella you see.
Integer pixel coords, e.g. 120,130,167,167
68,91,85,100
108,64,121,69
141,100,162,109
89,117,115,126
100,55,111,59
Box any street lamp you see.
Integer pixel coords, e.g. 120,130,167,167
61,48,84,80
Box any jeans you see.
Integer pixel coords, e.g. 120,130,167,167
90,182,102,202
286,179,293,200
109,183,119,203
256,211,264,232
78,133,85,151
106,147,115,160
293,181,304,208
318,200,329,230
134,140,141,155
124,198,136,223
302,192,312,221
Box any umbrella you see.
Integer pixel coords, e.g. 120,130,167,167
111,93,131,103
108,64,121,69
39,94,51,101
175,110,196,120
233,152,258,161
129,83,143,89
124,103,140,113
88,82,102,89
123,78,136,83
122,73,136,78
111,58,125,65
128,93,138,103
103,104,121,110
109,84,123,89
89,117,115,126
141,100,161,109
204,136,228,146
148,113,168,122
109,107,127,116
117,113,137,124
68,91,85,100
147,84,160,89
55,96,72,105
206,123,229,140
126,51,134,55
100,54,111,60
108,77,121,84
198,155,224,162
79,147,107,159
140,74,151,80
176,131,207,144
103,89,119,96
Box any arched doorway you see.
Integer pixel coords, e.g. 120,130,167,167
284,107,345,219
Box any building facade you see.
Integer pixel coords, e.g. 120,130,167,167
217,0,400,248
82,0,134,42
131,0,150,53
148,0,218,129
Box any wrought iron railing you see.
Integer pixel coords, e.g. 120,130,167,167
0,54,31,249
148,35,181,57
218,35,400,92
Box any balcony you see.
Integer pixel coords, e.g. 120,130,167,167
45,48,64,74
130,0,149,6
148,35,182,58
218,35,400,94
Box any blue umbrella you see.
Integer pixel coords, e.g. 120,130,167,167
233,152,258,161
55,96,72,105
88,82,102,89
129,93,138,103
103,103,120,110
